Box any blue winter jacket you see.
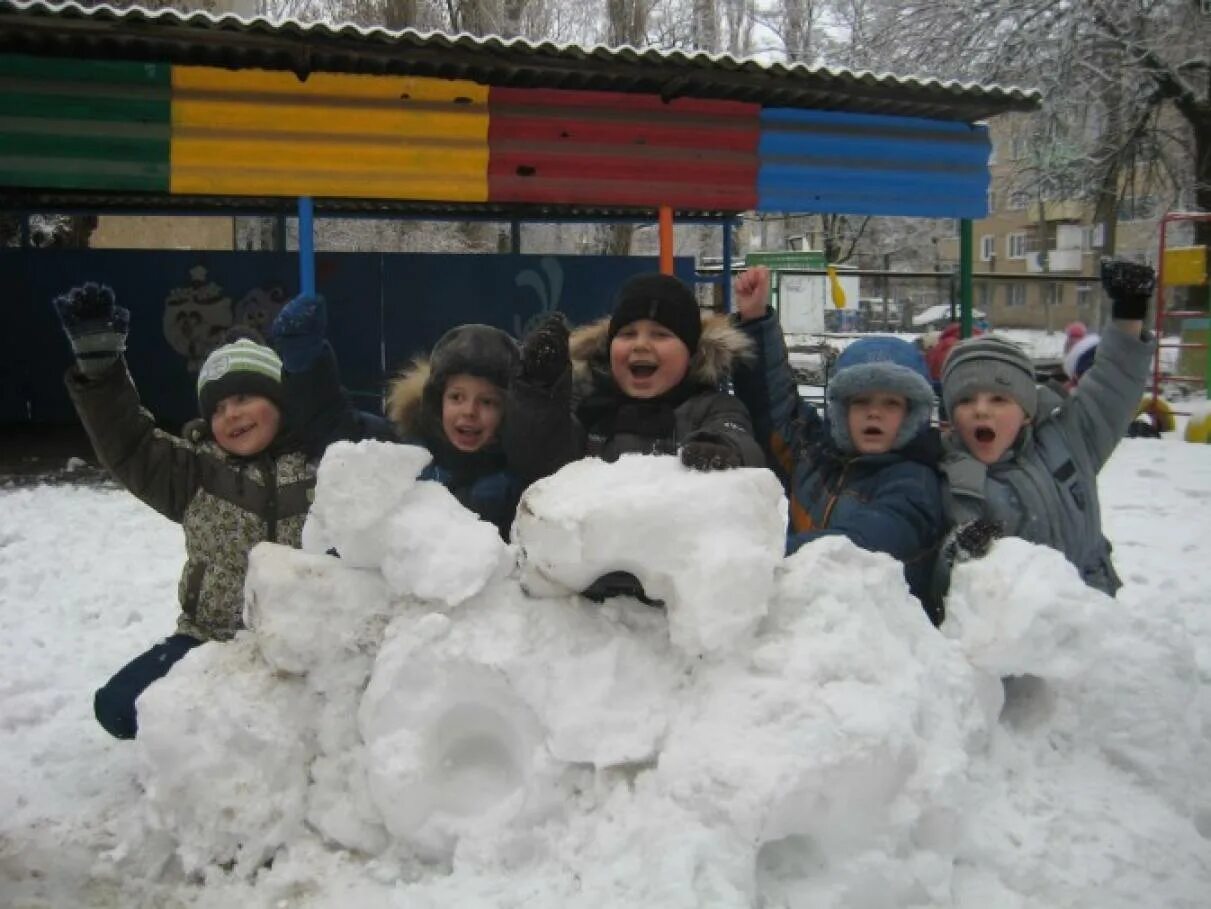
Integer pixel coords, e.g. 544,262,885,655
732,312,946,609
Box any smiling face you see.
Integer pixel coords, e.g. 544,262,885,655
441,373,504,453
951,391,1028,464
846,392,908,455
609,319,692,399
210,394,281,457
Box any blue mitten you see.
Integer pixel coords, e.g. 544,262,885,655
271,293,327,372
52,282,130,376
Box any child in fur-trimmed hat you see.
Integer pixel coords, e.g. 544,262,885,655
54,284,316,740
267,291,525,538
934,259,1157,606
384,323,525,539
731,266,946,621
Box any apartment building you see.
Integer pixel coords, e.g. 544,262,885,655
938,116,1163,330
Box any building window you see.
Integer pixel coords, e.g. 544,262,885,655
1006,284,1027,307
1010,137,1029,160
1082,223,1105,250
980,235,995,262
1043,282,1062,307
987,189,997,213
977,282,993,309
1008,191,1030,211
1006,233,1029,259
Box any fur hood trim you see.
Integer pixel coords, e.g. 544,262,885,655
385,358,431,436
570,313,753,391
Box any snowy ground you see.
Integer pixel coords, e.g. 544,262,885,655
1,437,1210,908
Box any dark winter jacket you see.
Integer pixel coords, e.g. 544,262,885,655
503,315,765,481
732,312,946,607
937,322,1154,597
280,341,397,458
384,325,524,539
65,360,315,643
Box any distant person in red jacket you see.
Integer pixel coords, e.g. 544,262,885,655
926,323,985,420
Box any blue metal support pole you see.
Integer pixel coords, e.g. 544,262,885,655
298,196,315,296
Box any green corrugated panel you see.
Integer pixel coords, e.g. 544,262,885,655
0,54,171,191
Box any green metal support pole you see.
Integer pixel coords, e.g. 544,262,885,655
960,219,974,338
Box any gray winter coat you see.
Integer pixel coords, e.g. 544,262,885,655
938,323,1153,596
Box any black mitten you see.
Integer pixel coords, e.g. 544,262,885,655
680,436,742,472
1100,259,1155,321
520,311,570,387
52,282,130,376
943,518,1004,565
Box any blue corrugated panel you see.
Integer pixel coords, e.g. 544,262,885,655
757,108,991,218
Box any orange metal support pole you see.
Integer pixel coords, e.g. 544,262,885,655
659,205,674,275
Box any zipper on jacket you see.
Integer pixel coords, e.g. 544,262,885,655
819,461,852,529
263,457,279,542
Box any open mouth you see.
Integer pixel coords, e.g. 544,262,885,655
629,363,658,379
975,427,996,443
862,427,884,437
229,423,256,439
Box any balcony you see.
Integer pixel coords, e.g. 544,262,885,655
1026,248,1084,273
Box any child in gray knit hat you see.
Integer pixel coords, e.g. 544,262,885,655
932,260,1156,613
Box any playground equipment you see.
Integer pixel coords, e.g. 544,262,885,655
1151,212,1211,441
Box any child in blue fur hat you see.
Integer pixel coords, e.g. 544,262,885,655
731,267,946,621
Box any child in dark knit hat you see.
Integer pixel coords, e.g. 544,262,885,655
269,293,525,538
731,266,946,621
55,283,316,740
933,259,1157,605
503,271,765,483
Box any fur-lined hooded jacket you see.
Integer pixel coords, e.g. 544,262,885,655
732,311,945,616
503,314,765,482
65,360,314,643
384,324,524,539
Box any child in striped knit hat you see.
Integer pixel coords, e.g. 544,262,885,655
55,283,316,740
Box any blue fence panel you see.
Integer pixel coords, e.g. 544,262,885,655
379,254,693,375
0,249,696,426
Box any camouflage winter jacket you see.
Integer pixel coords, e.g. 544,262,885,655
65,361,315,642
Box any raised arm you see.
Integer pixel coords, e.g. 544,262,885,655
1051,261,1155,470
55,284,205,523
503,312,586,483
272,294,397,456
730,266,824,484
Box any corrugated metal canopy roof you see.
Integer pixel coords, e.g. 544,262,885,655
0,0,1040,123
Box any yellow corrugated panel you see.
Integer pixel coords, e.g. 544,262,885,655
1162,246,1208,286
169,67,488,201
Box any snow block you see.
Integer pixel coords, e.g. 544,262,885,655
379,482,507,605
513,456,787,656
302,440,432,567
244,542,394,678
135,637,313,876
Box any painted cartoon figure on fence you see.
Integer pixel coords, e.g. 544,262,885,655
162,264,289,371
162,265,234,371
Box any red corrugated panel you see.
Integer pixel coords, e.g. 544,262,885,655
488,87,759,211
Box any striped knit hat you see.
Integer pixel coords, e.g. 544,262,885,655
196,337,285,420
